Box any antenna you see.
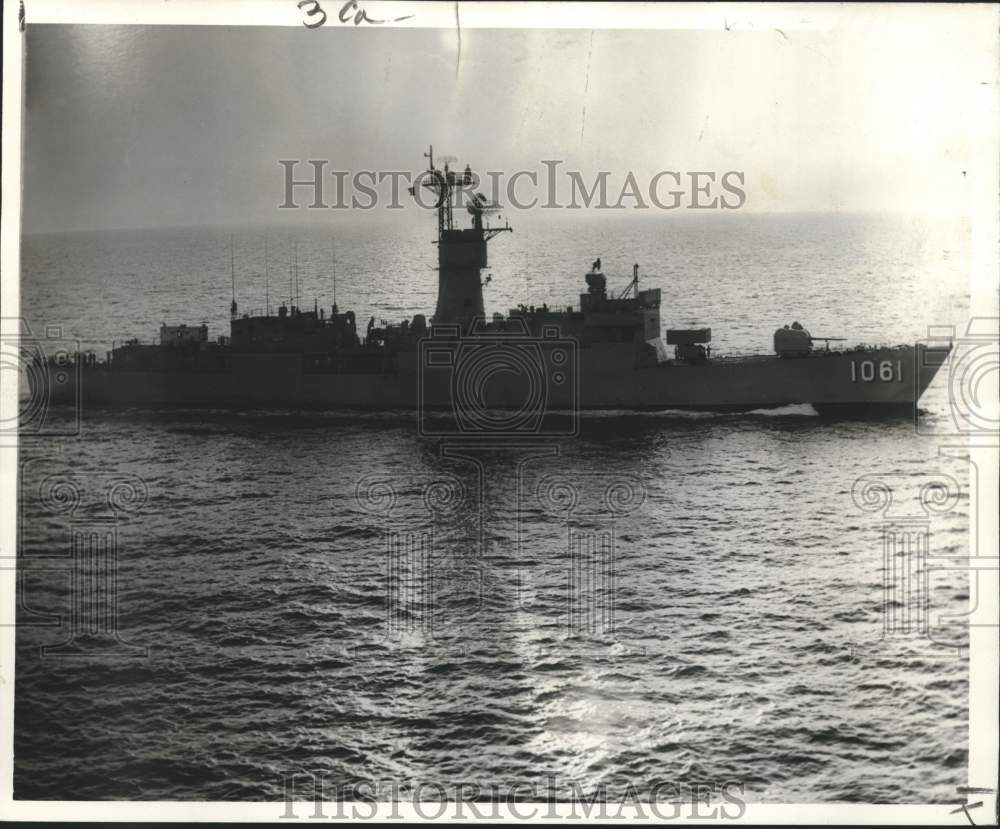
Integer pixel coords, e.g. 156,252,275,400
287,236,293,307
617,264,640,300
293,240,300,307
330,238,337,307
229,234,237,318
264,236,270,315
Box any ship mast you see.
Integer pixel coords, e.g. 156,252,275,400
230,234,237,319
264,236,270,316
411,145,511,324
330,238,337,308
287,236,293,308
293,240,300,310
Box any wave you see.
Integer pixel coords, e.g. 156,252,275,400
746,403,819,417
581,403,819,419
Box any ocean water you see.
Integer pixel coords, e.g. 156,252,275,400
13,212,974,803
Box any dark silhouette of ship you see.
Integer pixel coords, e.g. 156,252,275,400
45,148,949,423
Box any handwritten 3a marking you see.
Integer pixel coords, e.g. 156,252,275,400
298,0,415,28
297,0,327,28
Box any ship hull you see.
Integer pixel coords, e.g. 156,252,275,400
49,344,945,416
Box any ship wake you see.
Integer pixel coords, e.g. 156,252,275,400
583,403,819,420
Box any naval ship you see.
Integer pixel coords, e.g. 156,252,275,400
41,149,948,424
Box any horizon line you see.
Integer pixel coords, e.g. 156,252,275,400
21,208,971,238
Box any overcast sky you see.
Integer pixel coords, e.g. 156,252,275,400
21,15,997,233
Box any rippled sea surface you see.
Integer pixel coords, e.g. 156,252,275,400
15,213,973,802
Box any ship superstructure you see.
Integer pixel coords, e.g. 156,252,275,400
42,148,949,416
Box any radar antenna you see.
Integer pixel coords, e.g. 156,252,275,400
467,192,502,216
410,146,512,323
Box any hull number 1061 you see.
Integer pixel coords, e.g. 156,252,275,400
850,359,903,383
